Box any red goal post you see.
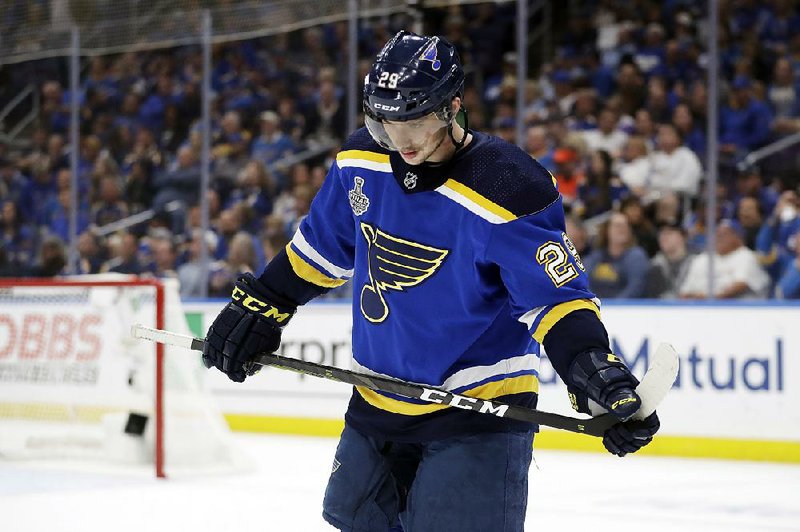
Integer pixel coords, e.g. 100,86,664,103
0,276,239,478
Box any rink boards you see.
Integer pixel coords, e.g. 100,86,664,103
184,301,800,463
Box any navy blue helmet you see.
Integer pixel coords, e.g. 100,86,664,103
363,31,465,124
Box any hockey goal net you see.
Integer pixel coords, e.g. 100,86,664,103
0,275,242,477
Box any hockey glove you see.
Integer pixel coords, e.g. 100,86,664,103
202,273,295,382
566,350,660,456
567,350,642,420
603,411,660,457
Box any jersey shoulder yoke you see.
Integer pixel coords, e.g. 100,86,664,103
442,133,559,222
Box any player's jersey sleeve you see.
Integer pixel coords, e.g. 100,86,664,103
484,194,600,344
284,155,356,289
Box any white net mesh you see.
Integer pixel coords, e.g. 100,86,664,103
0,276,243,475
0,0,408,65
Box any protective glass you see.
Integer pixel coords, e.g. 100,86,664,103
365,111,450,152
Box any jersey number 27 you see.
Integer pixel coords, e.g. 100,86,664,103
536,241,579,287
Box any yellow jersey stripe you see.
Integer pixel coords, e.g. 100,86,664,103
356,373,538,416
286,245,347,288
532,299,600,343
441,179,517,222
336,150,390,164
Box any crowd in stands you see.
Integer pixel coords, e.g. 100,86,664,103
1,1,800,299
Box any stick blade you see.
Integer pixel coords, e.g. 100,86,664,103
131,323,149,340
130,323,201,350
634,342,679,419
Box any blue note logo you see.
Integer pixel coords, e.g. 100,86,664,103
420,42,442,71
359,222,449,323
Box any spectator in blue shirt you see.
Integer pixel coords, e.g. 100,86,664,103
40,81,70,134
0,157,26,203
729,1,772,37
732,167,779,218
17,161,56,226
760,0,800,54
584,49,615,100
650,40,693,87
139,72,181,134
584,211,651,298
47,188,90,242
577,149,627,218
635,23,667,77
566,90,598,132
1,200,37,270
757,189,800,283
251,111,295,169
777,241,800,299
152,145,201,210
719,75,773,157
113,93,143,134
673,102,706,161
83,57,121,107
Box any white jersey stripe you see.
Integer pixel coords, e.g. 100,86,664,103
336,159,393,173
352,353,538,391
291,229,354,279
518,297,602,330
434,184,508,224
518,305,547,329
441,353,538,390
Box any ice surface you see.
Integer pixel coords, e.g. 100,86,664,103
1,434,798,531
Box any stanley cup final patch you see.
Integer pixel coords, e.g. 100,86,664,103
349,176,370,216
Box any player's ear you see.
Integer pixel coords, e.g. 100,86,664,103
451,97,461,117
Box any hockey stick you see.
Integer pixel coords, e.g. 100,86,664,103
131,323,678,437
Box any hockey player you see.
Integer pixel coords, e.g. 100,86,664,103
202,31,660,531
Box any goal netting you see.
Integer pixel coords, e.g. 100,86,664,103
0,275,244,477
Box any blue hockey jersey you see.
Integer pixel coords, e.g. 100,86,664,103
285,127,600,441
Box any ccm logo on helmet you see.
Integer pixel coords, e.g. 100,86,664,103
373,103,401,111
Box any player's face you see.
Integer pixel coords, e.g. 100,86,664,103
383,113,448,164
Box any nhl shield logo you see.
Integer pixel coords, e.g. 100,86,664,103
349,176,370,216
403,171,418,189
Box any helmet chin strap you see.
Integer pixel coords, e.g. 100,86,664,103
448,105,470,151
425,130,448,161
419,124,461,165
416,105,470,165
